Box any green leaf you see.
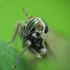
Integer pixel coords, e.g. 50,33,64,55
0,40,27,70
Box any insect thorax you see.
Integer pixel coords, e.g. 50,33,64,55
23,16,46,39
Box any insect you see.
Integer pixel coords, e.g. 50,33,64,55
8,8,49,68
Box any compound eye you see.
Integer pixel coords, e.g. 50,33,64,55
35,23,44,31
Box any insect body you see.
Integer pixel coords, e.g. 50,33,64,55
8,8,49,68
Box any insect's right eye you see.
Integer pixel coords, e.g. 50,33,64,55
35,23,44,31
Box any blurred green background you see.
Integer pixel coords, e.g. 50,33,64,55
0,0,70,70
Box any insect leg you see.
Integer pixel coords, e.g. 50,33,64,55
8,23,24,44
13,40,31,68
28,48,41,67
13,43,31,68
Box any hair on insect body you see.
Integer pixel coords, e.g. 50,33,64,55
8,8,49,68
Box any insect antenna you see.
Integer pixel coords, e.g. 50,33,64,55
21,0,29,19
23,8,29,19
